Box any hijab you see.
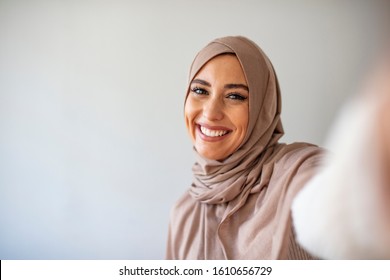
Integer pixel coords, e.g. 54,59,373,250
167,36,324,259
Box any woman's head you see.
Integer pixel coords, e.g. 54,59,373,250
184,36,284,162
185,54,249,161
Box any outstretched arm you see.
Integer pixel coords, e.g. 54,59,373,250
291,55,390,259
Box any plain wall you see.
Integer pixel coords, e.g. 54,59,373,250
0,0,389,259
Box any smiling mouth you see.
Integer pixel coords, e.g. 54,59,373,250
199,125,230,137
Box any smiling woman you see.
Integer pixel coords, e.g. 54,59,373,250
166,36,325,259
166,35,390,260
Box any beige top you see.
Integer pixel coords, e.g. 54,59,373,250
166,36,325,259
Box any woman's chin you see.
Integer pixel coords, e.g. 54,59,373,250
197,149,228,161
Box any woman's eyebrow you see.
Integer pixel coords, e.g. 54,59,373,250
192,79,249,92
191,79,211,87
225,84,249,92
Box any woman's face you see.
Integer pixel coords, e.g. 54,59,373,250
185,54,249,161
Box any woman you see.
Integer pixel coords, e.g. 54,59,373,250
166,36,390,259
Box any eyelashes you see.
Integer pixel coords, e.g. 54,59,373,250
227,93,247,101
190,87,248,101
191,87,208,95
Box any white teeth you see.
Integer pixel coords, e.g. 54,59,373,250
200,126,229,137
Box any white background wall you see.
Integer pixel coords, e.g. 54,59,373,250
0,0,389,259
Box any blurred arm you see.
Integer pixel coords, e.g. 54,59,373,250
291,58,390,259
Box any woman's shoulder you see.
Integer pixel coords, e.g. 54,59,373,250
172,190,193,208
169,190,199,218
270,142,326,169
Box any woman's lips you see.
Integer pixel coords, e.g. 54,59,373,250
196,123,232,142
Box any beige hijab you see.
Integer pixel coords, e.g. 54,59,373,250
167,36,324,259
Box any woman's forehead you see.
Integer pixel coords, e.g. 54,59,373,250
193,54,247,84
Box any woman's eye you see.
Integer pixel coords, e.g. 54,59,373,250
191,87,208,95
227,93,247,101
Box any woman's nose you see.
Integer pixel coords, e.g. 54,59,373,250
202,96,224,121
